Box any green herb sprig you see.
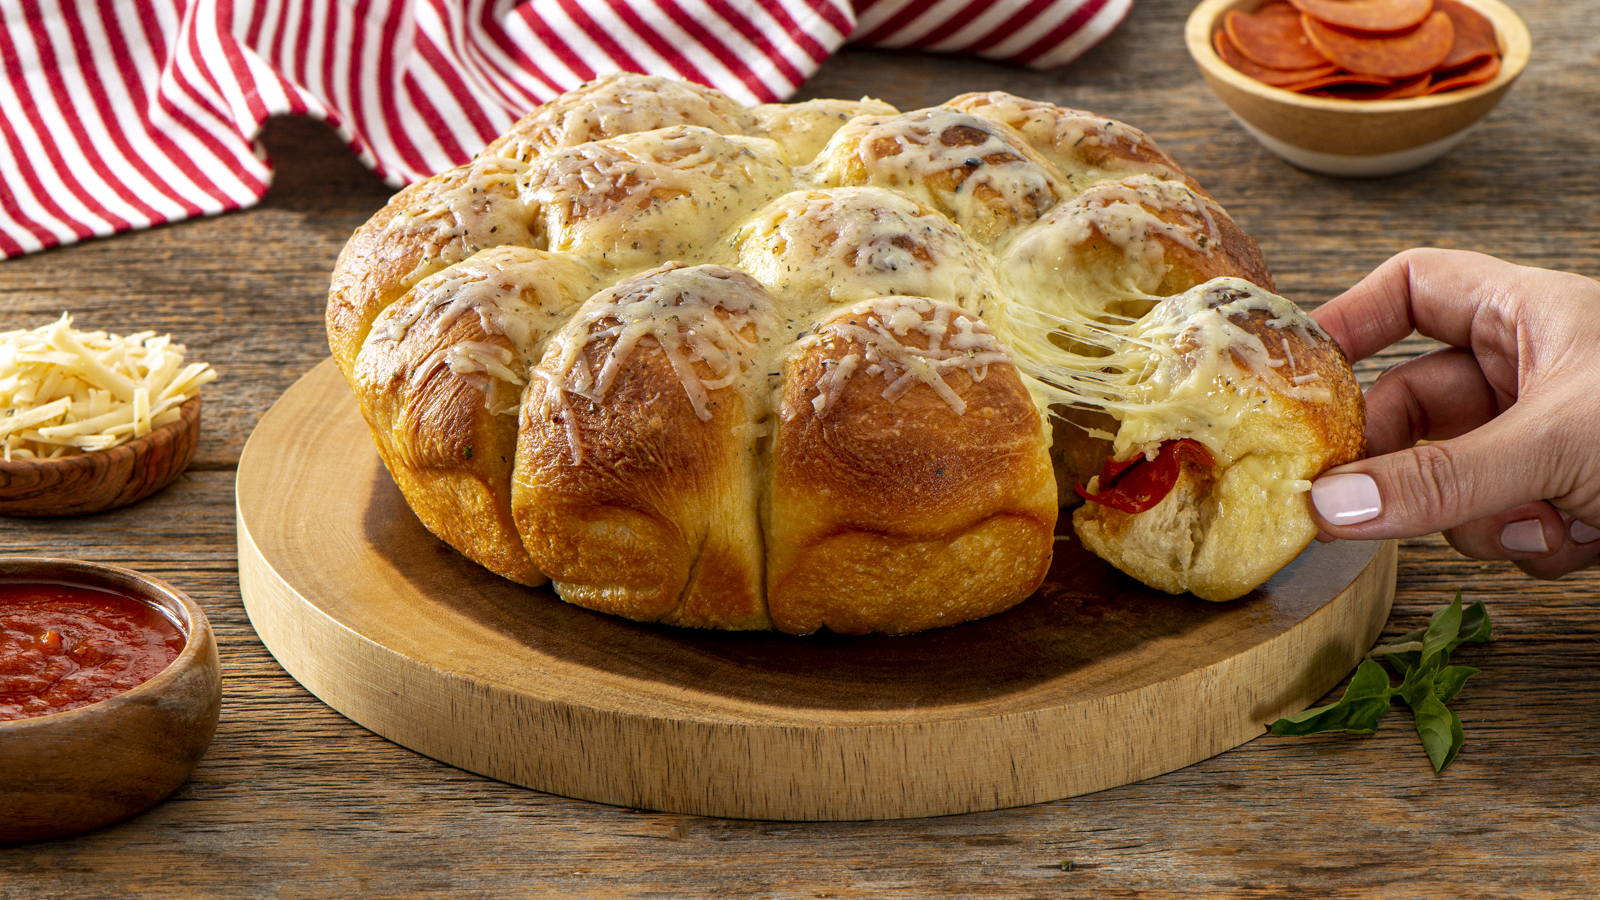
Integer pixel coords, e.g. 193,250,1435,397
1269,590,1494,773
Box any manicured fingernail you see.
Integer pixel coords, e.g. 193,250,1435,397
1500,519,1548,554
1311,473,1382,525
1572,521,1600,545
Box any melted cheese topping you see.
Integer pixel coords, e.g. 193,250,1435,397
387,157,533,271
1001,174,1223,316
367,248,597,415
949,91,1183,185
0,315,216,459
749,98,900,165
363,86,1331,479
1029,176,1219,265
523,126,792,270
489,73,755,161
805,108,1061,245
801,298,1012,419
730,187,1002,321
535,264,780,463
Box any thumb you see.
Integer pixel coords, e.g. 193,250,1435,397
1309,411,1556,540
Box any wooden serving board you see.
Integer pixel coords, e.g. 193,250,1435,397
237,360,1396,821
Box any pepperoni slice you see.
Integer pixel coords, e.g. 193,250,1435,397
1309,72,1433,98
1434,0,1499,69
1287,0,1433,33
1075,440,1216,515
1426,53,1501,93
1281,70,1394,91
1215,30,1340,86
1303,11,1455,78
1226,8,1331,69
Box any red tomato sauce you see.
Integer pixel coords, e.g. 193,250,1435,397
0,581,186,722
1076,439,1216,514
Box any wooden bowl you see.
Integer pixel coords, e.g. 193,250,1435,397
0,395,201,517
0,558,221,843
1186,0,1531,176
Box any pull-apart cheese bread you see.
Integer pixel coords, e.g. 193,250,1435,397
327,73,1363,632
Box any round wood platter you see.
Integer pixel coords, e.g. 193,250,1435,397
237,359,1397,821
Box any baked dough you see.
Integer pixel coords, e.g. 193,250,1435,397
327,73,1361,630
1070,280,1367,601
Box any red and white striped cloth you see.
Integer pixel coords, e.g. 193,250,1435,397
0,0,1132,258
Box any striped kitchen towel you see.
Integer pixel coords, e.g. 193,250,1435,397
0,0,1132,258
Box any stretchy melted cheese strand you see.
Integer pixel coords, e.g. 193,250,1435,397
0,314,216,460
988,278,1336,464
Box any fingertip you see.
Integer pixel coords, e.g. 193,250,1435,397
1571,519,1600,545
1310,471,1382,528
1499,518,1555,556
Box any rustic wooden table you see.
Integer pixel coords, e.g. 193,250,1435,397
3,0,1598,895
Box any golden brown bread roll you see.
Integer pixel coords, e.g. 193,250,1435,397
947,91,1206,194
481,74,756,163
750,98,901,165
729,186,1001,319
512,263,777,629
351,246,599,585
523,125,792,274
327,72,1365,631
807,106,1064,247
766,297,1058,635
1003,174,1274,321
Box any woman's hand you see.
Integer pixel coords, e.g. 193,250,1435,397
1308,248,1600,578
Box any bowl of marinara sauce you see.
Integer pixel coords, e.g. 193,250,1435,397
0,558,221,842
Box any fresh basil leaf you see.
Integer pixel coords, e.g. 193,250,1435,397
1270,592,1490,773
1412,694,1466,773
1381,646,1423,676
1372,628,1426,654
1270,660,1393,736
1451,601,1495,650
1396,662,1434,709
1434,665,1480,703
1420,591,1465,672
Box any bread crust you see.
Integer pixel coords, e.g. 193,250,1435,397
947,91,1207,195
809,107,1064,247
328,158,535,377
481,73,756,163
766,298,1058,634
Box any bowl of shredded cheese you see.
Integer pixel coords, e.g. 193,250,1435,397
0,315,217,516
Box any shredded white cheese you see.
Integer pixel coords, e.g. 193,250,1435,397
806,297,1012,419
0,314,217,461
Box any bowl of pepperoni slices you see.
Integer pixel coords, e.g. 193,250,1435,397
1186,0,1530,176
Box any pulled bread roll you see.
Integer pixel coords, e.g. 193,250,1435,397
1070,280,1366,601
327,72,1362,632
